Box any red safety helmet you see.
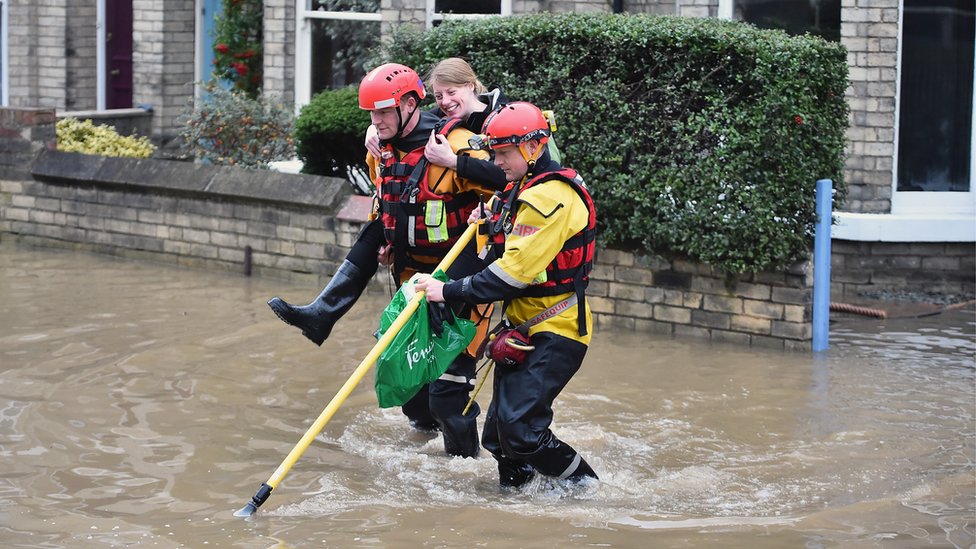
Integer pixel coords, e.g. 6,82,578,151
481,102,551,150
359,63,426,110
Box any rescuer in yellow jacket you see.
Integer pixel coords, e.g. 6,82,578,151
416,102,599,488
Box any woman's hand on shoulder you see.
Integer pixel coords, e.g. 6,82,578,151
425,131,458,170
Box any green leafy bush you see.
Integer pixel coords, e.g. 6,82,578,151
384,14,849,274
179,83,295,169
212,0,263,97
56,117,156,158
294,86,372,184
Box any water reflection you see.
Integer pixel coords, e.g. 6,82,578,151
0,242,973,548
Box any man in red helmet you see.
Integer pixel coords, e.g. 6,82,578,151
416,101,599,488
268,63,496,458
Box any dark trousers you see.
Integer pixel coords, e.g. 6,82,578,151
394,231,486,457
482,331,589,479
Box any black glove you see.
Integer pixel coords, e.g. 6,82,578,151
428,301,456,338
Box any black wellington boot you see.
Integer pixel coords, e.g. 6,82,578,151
563,456,599,484
267,260,369,346
497,458,536,488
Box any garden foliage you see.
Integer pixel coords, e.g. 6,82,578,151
179,83,294,169
384,14,849,274
56,118,156,158
212,0,263,97
294,86,372,183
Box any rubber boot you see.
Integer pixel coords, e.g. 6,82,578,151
267,260,368,346
438,402,480,458
563,456,598,484
497,458,535,488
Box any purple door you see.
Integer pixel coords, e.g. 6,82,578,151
105,0,133,109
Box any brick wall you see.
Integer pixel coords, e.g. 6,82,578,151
5,1,34,106
263,0,295,104
832,241,976,299
36,1,66,107
132,0,196,142
66,0,98,111
625,0,678,15
0,107,56,180
589,250,813,350
2,149,363,289
677,0,717,18
382,0,425,33
840,0,899,214
18,0,67,109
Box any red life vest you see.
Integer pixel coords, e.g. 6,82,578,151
375,118,480,274
489,168,597,335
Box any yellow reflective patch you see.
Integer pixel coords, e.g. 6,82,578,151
425,201,448,243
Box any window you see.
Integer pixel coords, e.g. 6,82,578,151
426,0,510,29
719,0,840,41
894,0,975,214
295,0,380,108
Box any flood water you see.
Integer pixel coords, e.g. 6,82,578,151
0,241,973,548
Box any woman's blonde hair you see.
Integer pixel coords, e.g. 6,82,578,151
426,58,486,94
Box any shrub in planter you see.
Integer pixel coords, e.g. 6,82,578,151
179,83,294,169
294,86,372,190
384,14,849,274
56,117,156,158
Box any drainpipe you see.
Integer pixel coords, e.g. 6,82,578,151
613,0,624,13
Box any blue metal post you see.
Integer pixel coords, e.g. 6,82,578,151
812,179,832,352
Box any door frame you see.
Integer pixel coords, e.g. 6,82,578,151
96,0,135,110
194,0,223,99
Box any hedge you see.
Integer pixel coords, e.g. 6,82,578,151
294,86,372,181
381,13,849,274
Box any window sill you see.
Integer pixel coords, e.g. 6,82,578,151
831,212,975,242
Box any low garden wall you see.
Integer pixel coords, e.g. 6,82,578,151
1,107,815,350
1,149,815,351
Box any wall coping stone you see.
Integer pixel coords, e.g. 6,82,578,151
30,149,350,212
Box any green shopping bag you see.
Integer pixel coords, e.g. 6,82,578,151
374,270,476,408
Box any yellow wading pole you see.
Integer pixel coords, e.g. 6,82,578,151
235,223,479,518
461,362,492,416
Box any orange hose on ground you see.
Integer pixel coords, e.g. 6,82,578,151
830,302,887,319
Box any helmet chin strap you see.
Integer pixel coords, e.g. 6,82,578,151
395,103,419,139
518,141,544,172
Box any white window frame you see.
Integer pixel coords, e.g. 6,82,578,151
96,0,106,110
425,0,512,30
717,0,733,20
294,1,381,110
194,0,206,98
1,0,8,106
890,0,976,218
720,0,975,242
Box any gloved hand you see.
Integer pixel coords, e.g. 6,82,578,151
428,301,456,338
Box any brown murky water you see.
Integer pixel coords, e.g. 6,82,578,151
1,241,973,548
